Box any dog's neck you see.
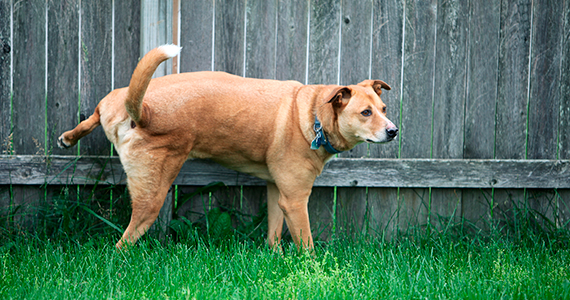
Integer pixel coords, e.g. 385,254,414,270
311,115,343,154
315,107,352,153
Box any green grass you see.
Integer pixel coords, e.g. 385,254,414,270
1,235,569,299
1,184,570,298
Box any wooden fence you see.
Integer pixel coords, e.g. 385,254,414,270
1,0,569,240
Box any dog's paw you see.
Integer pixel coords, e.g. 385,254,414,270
57,136,71,149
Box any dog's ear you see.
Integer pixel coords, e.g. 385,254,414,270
325,86,352,110
357,80,391,96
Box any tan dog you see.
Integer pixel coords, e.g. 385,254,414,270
58,45,398,250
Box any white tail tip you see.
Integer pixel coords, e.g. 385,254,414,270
158,44,182,58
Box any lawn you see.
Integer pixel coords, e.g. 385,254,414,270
1,234,569,299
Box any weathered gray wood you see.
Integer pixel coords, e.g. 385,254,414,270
430,0,469,229
527,0,563,160
214,0,245,76
369,0,403,159
462,0,501,230
525,0,566,225
46,0,79,156
399,0,437,230
308,187,334,241
367,0,405,239
2,155,570,189
140,0,173,78
245,0,277,80
12,0,46,155
0,0,11,151
400,0,436,160
336,0,373,239
495,0,532,160
558,1,570,229
307,0,340,85
275,0,308,82
79,0,112,156
431,0,468,160
493,0,533,224
179,0,213,72
9,0,46,230
114,0,141,89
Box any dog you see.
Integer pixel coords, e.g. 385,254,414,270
58,45,398,250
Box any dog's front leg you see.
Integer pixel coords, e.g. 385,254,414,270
267,182,284,249
274,184,314,250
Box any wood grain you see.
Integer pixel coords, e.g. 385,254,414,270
275,0,308,82
46,0,79,156
79,0,112,156
462,0,501,230
2,155,569,189
336,0,373,239
114,0,141,89
367,0,405,239
0,0,11,150
180,0,213,72
12,0,46,155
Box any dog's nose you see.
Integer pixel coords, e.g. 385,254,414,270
386,127,398,138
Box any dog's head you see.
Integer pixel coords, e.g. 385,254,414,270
317,80,398,150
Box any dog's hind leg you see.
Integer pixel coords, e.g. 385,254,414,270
57,107,101,149
116,153,186,249
267,182,284,248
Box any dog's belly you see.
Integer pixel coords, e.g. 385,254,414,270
188,150,273,182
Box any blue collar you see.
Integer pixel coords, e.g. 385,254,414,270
310,115,343,154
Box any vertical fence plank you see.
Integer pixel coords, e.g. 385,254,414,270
275,0,308,82
307,0,340,86
494,0,532,226
12,0,46,155
558,1,570,229
245,0,276,80
114,0,141,89
462,0,500,231
180,0,213,72
307,0,340,240
0,0,11,149
11,0,47,228
44,0,80,222
141,0,172,78
525,0,565,225
79,0,112,156
336,0,373,239
398,0,437,232
367,0,404,239
46,0,79,156
214,0,244,76
429,0,469,230
0,0,12,225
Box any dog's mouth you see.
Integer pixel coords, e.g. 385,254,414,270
366,137,395,144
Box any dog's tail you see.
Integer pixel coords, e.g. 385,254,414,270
125,44,182,127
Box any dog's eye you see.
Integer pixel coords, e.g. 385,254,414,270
361,109,372,117
382,107,387,114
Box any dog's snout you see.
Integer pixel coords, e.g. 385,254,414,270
386,127,398,138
